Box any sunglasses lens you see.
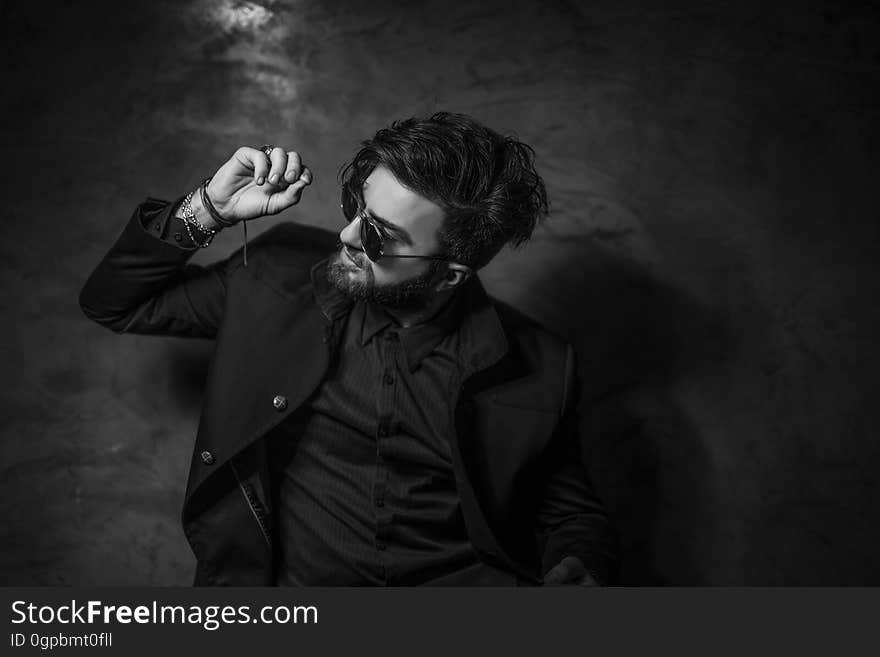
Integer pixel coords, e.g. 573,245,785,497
341,186,358,222
361,220,383,261
341,185,384,262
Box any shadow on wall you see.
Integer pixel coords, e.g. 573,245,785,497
518,233,739,585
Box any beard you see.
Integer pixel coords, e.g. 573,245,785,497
326,246,443,310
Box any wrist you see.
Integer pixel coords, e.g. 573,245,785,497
188,190,220,231
174,189,218,249
202,178,237,228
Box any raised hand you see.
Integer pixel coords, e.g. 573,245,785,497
204,146,313,224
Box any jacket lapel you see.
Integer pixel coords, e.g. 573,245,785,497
184,258,347,512
440,278,546,582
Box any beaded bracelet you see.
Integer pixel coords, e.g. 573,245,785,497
180,190,216,248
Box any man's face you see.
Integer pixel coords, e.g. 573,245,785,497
328,165,447,309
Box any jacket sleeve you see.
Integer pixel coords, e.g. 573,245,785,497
78,197,237,339
535,342,620,585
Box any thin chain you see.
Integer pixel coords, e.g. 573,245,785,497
180,190,216,248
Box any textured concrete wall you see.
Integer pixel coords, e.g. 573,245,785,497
1,0,878,584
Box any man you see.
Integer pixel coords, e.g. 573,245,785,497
79,112,619,586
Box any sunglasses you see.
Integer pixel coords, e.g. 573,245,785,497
340,184,468,268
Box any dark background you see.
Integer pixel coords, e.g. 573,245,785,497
1,0,878,585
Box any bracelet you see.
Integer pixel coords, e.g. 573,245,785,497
200,176,249,267
180,190,216,248
200,178,236,228
181,191,215,245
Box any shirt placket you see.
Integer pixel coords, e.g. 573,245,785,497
374,329,399,584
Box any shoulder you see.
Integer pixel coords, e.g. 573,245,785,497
488,296,578,409
490,296,572,361
226,220,338,296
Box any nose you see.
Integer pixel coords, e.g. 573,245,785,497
338,219,369,268
339,215,362,250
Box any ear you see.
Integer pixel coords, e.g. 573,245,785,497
435,262,472,292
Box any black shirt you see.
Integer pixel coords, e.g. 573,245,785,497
273,293,513,585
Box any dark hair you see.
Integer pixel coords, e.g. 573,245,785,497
338,111,549,270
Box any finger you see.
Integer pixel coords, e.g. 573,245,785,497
267,147,288,186
542,563,570,586
253,151,269,185
283,151,302,183
233,146,270,185
267,178,309,214
561,556,587,579
577,572,600,586
276,164,311,191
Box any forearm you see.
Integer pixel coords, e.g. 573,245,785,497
78,195,226,335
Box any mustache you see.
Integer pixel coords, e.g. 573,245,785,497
335,240,367,267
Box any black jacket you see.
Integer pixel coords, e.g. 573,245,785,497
79,198,619,585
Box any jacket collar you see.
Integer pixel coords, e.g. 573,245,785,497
309,257,509,376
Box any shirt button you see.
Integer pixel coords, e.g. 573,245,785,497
375,498,385,507
154,222,161,232
383,371,394,386
377,425,389,438
173,232,183,242
272,395,288,411
377,542,387,551
200,450,215,465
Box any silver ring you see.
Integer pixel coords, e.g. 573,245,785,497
259,144,275,158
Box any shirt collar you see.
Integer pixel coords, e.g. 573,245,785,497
358,291,465,372
310,257,509,375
